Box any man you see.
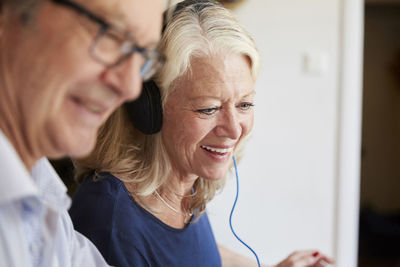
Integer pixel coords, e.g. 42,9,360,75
0,0,163,266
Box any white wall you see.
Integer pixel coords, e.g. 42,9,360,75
207,0,363,266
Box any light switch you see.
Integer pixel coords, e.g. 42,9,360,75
303,51,329,76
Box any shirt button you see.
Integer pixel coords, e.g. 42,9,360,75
30,243,38,255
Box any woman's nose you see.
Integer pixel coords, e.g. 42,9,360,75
214,108,241,140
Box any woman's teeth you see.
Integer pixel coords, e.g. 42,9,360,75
201,145,233,154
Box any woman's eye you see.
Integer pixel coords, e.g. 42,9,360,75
196,107,219,115
238,102,254,110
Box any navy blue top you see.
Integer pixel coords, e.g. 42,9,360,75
69,173,221,267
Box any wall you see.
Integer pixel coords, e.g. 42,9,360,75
206,0,362,266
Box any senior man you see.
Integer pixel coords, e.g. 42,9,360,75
0,0,163,266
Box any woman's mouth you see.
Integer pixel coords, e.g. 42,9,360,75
200,145,233,155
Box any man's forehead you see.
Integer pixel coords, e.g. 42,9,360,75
82,0,135,27
83,0,163,46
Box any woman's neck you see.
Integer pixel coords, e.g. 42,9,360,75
161,173,196,197
125,173,197,229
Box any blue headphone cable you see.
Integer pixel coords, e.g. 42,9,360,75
230,155,261,267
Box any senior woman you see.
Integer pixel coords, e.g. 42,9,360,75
69,1,334,266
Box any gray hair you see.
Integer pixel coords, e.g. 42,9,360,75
157,0,260,102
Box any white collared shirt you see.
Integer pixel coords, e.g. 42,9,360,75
0,131,111,267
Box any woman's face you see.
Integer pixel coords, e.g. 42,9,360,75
162,54,255,181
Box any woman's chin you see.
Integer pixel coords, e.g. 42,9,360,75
201,170,228,181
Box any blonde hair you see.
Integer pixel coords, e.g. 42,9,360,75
75,0,260,217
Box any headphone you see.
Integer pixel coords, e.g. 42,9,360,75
124,80,163,134
124,0,222,135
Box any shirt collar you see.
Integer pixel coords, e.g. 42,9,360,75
31,158,71,211
0,130,71,211
0,130,38,204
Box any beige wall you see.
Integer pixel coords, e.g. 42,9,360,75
361,5,400,212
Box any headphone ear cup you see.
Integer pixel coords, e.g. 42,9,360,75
124,80,163,135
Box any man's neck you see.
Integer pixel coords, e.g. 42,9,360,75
0,84,38,172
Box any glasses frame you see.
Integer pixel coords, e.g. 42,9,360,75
51,0,165,79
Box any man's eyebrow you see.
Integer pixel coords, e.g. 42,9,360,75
108,14,137,33
107,14,160,48
89,4,136,32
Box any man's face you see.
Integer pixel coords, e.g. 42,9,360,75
0,0,163,161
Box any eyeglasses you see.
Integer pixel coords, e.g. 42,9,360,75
51,0,165,81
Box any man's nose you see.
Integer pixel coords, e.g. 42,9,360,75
101,53,144,103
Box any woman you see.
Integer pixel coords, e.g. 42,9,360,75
69,1,334,266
